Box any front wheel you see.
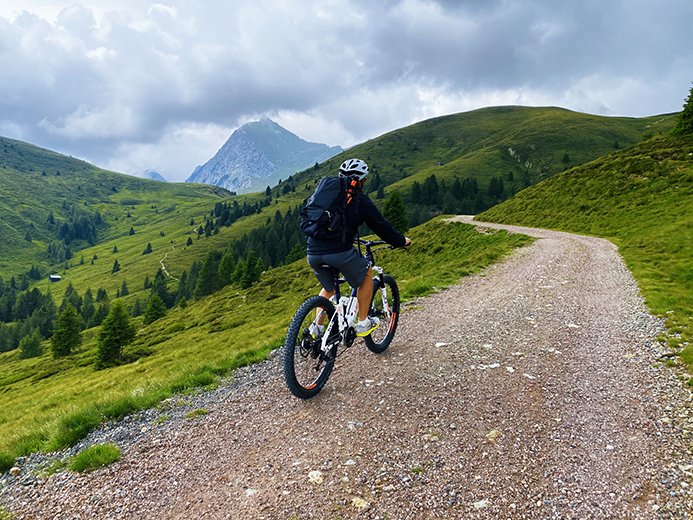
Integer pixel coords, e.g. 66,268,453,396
364,275,400,353
283,296,337,399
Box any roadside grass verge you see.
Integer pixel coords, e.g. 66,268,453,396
479,134,693,376
0,218,531,470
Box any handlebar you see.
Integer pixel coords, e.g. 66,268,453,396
354,237,410,270
355,238,387,247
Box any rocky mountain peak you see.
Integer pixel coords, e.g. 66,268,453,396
186,119,342,193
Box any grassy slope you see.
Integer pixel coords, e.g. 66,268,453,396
0,136,236,277
291,106,676,198
0,136,312,304
0,218,531,465
479,134,693,372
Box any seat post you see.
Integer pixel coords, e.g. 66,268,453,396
333,271,341,301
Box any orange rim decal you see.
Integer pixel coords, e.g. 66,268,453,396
389,312,397,332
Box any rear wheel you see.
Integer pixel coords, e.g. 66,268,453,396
364,275,400,353
283,296,337,399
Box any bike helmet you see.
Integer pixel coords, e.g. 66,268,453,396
338,158,369,182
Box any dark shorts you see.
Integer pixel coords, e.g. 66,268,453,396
308,248,370,291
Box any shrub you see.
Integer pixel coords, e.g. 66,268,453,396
19,330,42,359
69,444,121,473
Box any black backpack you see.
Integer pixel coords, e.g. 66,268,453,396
300,176,353,242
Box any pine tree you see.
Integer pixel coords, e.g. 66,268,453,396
383,191,409,232
194,252,220,298
52,304,82,357
130,297,144,317
96,287,108,302
119,280,129,297
97,301,135,367
186,236,193,246
91,300,110,328
151,269,171,307
143,242,152,255
218,251,236,286
81,288,95,327
143,293,167,324
112,259,120,273
673,83,693,135
59,283,82,314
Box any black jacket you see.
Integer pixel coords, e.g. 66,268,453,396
306,190,406,255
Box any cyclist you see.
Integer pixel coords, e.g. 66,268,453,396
307,158,412,337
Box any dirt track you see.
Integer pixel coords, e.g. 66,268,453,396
2,217,691,519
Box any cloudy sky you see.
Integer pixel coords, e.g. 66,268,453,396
1,0,691,182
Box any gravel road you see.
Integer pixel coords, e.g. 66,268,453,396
1,217,691,519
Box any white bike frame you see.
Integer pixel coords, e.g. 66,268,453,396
319,263,390,354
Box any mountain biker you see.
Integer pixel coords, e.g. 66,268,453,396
307,158,412,337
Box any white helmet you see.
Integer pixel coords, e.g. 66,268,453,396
338,158,369,182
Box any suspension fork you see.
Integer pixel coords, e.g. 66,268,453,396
372,265,391,316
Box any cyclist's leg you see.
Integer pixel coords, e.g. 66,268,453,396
356,267,373,321
308,255,336,326
330,249,372,322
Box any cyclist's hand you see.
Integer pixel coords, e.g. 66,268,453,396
404,237,412,247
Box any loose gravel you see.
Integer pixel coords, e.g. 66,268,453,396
1,218,691,519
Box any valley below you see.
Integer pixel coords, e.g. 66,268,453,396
1,219,690,519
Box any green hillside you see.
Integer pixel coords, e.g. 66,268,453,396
0,136,235,277
479,134,693,374
288,106,676,223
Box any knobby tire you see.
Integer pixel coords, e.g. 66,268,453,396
364,274,400,353
283,295,336,399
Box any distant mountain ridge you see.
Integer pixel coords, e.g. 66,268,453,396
186,118,342,193
143,169,167,182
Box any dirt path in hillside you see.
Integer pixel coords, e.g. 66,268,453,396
3,218,691,519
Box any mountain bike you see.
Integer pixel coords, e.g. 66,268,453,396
283,239,401,399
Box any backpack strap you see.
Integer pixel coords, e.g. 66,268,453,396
342,178,360,244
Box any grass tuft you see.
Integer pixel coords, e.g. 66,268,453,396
0,452,15,473
184,408,209,419
68,443,121,473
